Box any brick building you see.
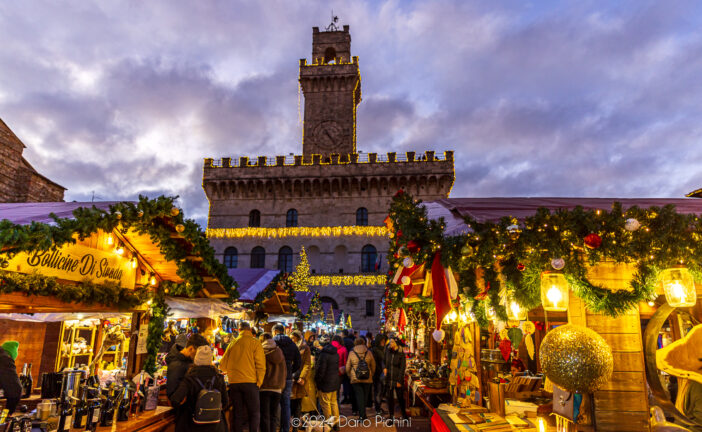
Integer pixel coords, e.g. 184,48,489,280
0,118,65,203
203,25,454,332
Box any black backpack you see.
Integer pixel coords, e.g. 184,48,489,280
193,376,222,424
353,351,370,380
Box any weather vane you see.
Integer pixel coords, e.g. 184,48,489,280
326,11,339,31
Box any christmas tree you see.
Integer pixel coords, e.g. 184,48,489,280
290,246,311,292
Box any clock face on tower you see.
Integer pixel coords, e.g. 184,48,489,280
312,121,343,152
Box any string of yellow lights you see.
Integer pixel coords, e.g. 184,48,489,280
206,226,388,239
309,274,387,286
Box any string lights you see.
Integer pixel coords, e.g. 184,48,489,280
309,274,387,287
206,226,388,239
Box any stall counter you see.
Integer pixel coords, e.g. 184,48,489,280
97,406,174,432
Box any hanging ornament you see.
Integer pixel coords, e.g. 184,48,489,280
525,334,535,360
170,207,180,217
398,246,409,257
539,324,613,393
396,229,404,239
432,329,445,342
499,328,509,340
624,218,641,232
584,233,602,249
407,240,420,253
507,224,521,241
402,257,414,268
460,245,474,257
499,338,512,362
114,211,122,220
550,257,565,270
137,210,144,218
401,276,411,285
507,327,523,348
175,224,185,233
516,263,525,272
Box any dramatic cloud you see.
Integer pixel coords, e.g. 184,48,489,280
1,0,701,225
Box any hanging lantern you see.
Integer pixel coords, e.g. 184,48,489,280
659,267,696,308
540,272,569,312
507,300,527,321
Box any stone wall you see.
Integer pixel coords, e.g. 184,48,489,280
0,118,65,203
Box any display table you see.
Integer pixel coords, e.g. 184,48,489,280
432,407,540,432
97,406,174,432
408,376,450,411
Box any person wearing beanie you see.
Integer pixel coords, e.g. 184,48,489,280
166,334,209,399
0,341,22,414
170,344,228,432
259,333,286,432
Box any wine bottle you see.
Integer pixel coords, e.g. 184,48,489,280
85,395,101,432
116,386,130,422
99,389,114,427
56,399,72,432
23,364,32,399
72,383,88,429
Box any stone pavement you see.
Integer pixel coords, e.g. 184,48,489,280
336,402,431,432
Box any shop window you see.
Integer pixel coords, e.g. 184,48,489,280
286,209,298,227
366,299,375,316
278,246,293,273
356,207,368,226
249,210,261,227
361,244,377,273
223,247,238,269
251,246,266,268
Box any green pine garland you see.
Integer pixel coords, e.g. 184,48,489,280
384,191,702,325
144,293,169,375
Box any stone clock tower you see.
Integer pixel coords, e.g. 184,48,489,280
203,24,454,333
300,25,361,161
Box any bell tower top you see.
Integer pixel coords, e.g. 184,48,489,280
312,25,351,64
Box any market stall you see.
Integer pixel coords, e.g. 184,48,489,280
0,197,236,431
383,192,702,431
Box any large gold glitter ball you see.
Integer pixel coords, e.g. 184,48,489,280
539,324,613,393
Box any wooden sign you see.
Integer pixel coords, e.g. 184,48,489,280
4,243,136,289
136,325,149,355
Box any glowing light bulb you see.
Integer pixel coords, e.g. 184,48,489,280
131,258,137,269
648,301,655,307
150,276,157,286
115,247,124,255
547,285,563,307
449,310,458,322
106,234,114,246
670,281,686,303
538,417,546,432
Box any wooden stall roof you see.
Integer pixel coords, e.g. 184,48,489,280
0,201,228,298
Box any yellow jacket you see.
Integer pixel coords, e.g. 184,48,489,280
221,331,266,387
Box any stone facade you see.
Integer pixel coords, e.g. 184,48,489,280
0,118,65,203
203,26,454,332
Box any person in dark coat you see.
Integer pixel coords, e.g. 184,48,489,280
314,335,340,430
340,330,355,407
166,334,209,399
273,324,301,432
170,345,229,432
0,341,22,414
384,338,407,419
370,334,387,415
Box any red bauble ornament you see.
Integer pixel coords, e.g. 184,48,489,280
393,252,400,259
407,240,421,254
396,229,403,239
394,189,405,197
517,263,525,271
584,233,602,249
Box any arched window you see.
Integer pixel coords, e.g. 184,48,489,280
278,246,293,273
324,47,336,64
250,246,265,268
356,207,368,226
286,209,298,227
320,296,339,311
248,210,261,227
361,244,377,273
223,247,238,269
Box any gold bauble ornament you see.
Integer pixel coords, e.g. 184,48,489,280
114,211,122,220
137,210,144,218
175,224,185,233
539,324,613,393
461,245,474,257
171,207,180,216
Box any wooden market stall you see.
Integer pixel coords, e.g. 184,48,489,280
383,193,702,432
0,197,235,431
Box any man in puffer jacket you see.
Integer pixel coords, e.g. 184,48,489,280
260,333,286,432
273,324,301,432
314,335,340,430
346,338,376,421
166,334,209,399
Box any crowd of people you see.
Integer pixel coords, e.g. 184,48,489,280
165,322,408,432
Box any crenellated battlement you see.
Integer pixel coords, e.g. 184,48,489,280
299,56,359,68
204,150,453,169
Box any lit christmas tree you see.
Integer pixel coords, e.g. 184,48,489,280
290,246,311,292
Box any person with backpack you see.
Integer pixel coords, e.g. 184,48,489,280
314,335,340,431
384,337,407,419
166,334,210,399
170,345,229,432
259,333,286,432
345,338,376,421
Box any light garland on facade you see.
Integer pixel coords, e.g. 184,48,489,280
206,226,388,239
309,274,387,286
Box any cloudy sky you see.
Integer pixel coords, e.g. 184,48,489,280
1,1,701,226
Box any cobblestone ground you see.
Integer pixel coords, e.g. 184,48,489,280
336,402,431,432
